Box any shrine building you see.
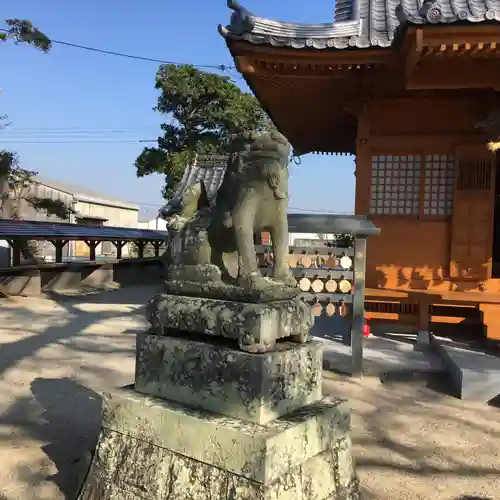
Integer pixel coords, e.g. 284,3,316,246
219,0,500,338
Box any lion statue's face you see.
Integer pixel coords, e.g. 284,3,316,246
229,130,291,165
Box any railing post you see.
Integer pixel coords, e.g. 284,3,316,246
351,236,367,376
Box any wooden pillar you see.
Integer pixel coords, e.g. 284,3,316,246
85,240,98,261
7,239,21,266
136,241,146,259
113,240,126,259
50,240,68,263
152,241,162,257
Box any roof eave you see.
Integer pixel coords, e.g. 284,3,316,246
217,0,380,52
73,195,139,211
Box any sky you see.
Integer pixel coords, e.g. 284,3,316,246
1,0,355,220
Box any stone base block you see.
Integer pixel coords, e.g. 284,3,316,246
145,292,313,352
135,333,322,424
78,388,361,500
164,264,301,303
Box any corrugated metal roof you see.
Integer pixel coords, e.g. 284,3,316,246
0,219,167,241
219,0,500,50
33,175,139,211
171,154,228,201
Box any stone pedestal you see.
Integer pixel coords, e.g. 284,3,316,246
78,388,360,500
78,298,362,499
135,333,322,424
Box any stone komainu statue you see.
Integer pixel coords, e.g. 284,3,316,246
160,130,298,301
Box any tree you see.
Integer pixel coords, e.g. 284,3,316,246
0,19,51,51
0,151,76,263
0,151,75,220
135,64,275,198
0,19,74,267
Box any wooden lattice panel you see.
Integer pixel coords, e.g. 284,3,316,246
370,155,421,215
457,158,492,191
423,154,454,216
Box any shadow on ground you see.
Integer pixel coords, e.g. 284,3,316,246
33,378,101,498
0,285,157,500
323,371,500,499
1,285,499,500
0,377,101,500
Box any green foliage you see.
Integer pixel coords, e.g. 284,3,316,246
0,20,64,222
0,19,55,268
27,196,76,219
333,233,355,248
135,64,275,198
0,150,75,220
0,19,51,51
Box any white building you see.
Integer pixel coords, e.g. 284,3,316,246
138,211,167,231
0,175,140,265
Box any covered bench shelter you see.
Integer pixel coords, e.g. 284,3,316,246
0,219,168,264
219,0,500,340
0,219,168,296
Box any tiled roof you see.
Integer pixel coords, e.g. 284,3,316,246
171,154,228,201
0,218,167,241
397,0,500,25
219,0,500,50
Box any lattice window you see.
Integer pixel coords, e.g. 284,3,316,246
457,158,491,190
370,155,421,215
423,155,454,216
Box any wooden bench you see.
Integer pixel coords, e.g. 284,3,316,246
431,334,500,401
365,288,500,341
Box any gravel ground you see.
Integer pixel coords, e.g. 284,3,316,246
0,286,499,500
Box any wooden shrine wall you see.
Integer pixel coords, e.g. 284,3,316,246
355,96,495,290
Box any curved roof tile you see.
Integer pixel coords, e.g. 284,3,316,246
171,154,228,202
219,0,500,50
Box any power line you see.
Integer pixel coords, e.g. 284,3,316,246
136,200,351,214
2,132,159,139
0,28,235,72
1,139,156,144
3,126,160,132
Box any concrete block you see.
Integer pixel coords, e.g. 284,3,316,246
135,333,323,424
0,269,41,296
417,330,430,346
81,264,114,287
43,268,83,291
415,330,431,352
432,335,500,401
78,388,360,499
